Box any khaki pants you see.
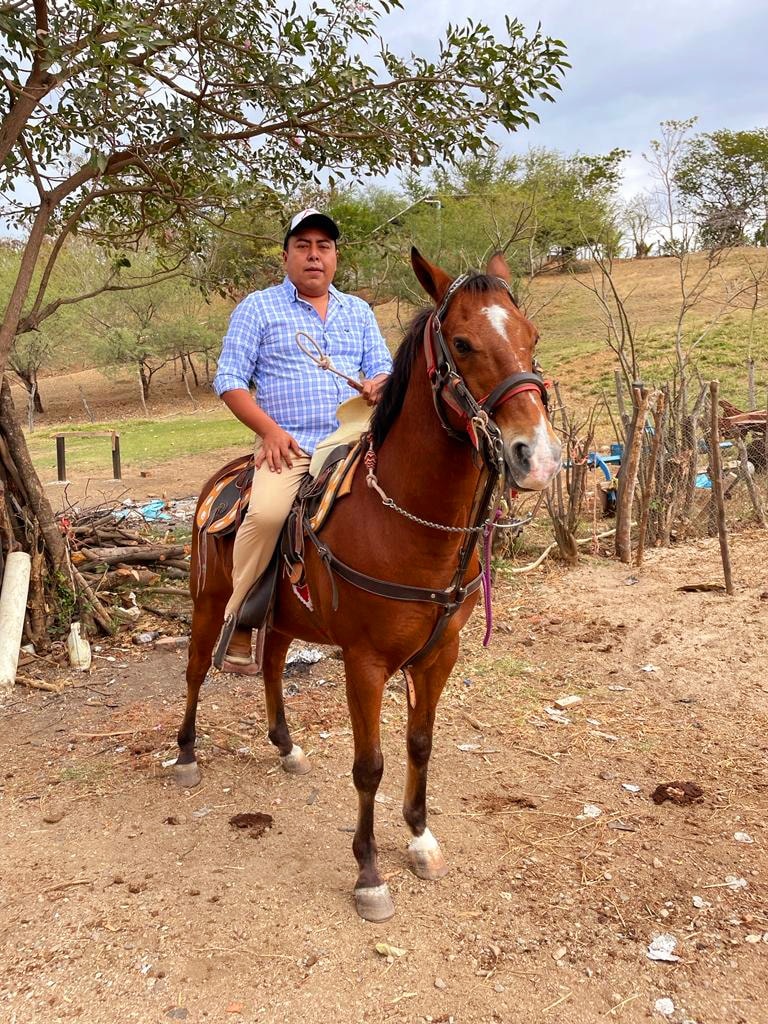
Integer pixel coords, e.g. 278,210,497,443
225,439,310,620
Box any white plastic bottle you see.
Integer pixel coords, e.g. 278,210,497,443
67,621,92,671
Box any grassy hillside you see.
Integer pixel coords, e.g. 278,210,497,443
526,248,768,410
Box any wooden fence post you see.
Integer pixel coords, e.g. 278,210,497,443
55,434,66,482
709,381,733,595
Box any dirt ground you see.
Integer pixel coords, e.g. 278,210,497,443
1,528,767,1024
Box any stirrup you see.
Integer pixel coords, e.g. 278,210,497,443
213,615,238,670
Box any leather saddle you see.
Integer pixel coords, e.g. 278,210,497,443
198,441,363,632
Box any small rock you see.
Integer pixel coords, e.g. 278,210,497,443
734,832,753,844
165,1009,188,1020
725,875,748,891
543,706,572,725
552,946,567,961
133,631,162,645
654,997,675,1017
692,895,711,910
653,857,664,869
155,636,189,648
622,783,641,793
434,977,447,990
554,695,582,710
577,804,602,820
42,805,65,824
744,934,762,944
647,934,680,962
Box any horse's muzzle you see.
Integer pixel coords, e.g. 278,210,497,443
503,433,562,492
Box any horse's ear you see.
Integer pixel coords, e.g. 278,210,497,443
411,247,454,305
486,250,510,282
486,250,519,306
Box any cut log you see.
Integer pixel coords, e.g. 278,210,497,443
80,544,187,566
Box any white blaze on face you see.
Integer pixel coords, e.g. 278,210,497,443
482,304,511,342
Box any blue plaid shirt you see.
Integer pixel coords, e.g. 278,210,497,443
214,277,393,454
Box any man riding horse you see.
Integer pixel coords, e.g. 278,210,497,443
212,209,392,672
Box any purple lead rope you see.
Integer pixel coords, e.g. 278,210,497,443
481,508,503,647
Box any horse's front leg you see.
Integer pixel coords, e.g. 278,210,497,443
262,630,311,774
402,639,457,880
344,652,393,922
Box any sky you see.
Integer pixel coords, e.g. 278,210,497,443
378,0,768,197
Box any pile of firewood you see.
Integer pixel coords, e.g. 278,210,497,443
59,504,192,634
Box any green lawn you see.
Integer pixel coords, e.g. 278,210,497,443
26,411,253,477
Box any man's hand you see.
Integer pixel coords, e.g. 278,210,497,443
360,373,389,407
255,426,303,472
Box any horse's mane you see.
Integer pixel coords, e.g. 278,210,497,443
370,272,511,449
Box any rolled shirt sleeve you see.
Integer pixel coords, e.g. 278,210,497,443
213,295,263,396
360,304,393,380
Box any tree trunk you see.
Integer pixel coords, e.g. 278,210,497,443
139,361,150,400
186,351,199,387
0,378,67,570
31,369,43,413
14,366,45,413
137,363,149,415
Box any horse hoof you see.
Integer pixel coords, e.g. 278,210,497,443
280,744,311,775
408,828,448,880
174,761,202,789
354,883,395,922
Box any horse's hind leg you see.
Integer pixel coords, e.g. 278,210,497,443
344,651,393,922
262,630,311,775
175,591,227,788
402,639,457,880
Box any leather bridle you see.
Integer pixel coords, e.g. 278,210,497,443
423,273,549,476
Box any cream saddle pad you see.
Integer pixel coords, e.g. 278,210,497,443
309,396,372,477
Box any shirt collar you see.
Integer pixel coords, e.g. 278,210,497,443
281,277,344,306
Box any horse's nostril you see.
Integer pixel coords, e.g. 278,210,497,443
513,441,530,469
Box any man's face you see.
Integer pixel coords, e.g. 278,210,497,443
283,228,338,298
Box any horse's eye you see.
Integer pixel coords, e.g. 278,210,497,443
453,336,472,356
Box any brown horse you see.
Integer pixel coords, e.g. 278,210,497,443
176,249,562,922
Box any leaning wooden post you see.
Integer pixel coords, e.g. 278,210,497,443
615,384,650,563
709,381,733,595
636,391,666,566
